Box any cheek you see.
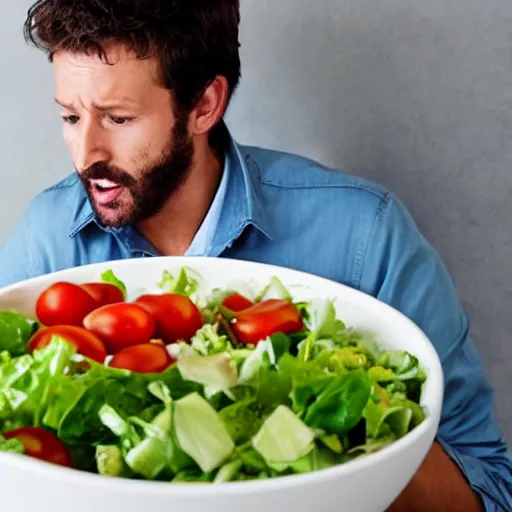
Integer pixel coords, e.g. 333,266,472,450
62,126,79,162
135,147,151,165
128,139,159,173
62,125,73,149
126,119,172,165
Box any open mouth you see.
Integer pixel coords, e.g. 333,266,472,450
89,179,124,205
91,179,121,191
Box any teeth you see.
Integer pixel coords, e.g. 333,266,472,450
92,179,119,189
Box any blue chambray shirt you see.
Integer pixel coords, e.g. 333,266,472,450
0,128,511,510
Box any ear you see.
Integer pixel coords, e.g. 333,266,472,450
188,75,229,136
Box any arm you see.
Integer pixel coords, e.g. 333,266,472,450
359,194,512,512
388,441,483,511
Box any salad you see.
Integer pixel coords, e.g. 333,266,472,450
0,267,427,483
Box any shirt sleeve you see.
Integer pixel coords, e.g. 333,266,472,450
0,206,42,288
359,193,512,511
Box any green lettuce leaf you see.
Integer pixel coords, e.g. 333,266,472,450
0,311,38,357
218,397,268,444
214,459,244,483
363,383,425,440
159,268,201,297
101,270,127,299
377,350,426,382
298,298,346,360
0,337,77,427
303,369,371,436
177,353,238,399
98,382,193,480
190,324,232,356
252,405,315,467
0,433,25,453
173,392,235,473
95,445,128,477
256,277,293,302
284,446,343,473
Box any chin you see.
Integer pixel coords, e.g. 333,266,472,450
93,204,135,228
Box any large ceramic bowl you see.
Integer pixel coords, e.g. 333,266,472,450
0,257,443,512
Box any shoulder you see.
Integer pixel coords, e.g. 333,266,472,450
31,172,84,208
239,143,393,220
241,144,388,198
9,173,89,261
239,143,399,229
24,173,90,232
0,173,88,286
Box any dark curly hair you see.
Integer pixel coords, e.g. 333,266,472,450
23,0,241,118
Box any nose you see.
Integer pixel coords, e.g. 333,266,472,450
74,119,110,172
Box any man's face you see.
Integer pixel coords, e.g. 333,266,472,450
53,45,194,227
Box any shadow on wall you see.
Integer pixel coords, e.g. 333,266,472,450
226,0,512,439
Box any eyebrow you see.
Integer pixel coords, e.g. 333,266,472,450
54,99,136,112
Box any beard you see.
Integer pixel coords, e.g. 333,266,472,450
78,113,194,228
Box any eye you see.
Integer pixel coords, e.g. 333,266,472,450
62,115,79,125
109,116,134,126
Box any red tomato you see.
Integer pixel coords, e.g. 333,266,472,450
4,427,73,468
36,282,97,327
222,293,254,312
27,325,107,363
231,299,304,344
110,344,174,373
135,293,203,343
83,303,156,354
81,283,124,307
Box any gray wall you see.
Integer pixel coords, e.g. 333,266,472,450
1,2,511,439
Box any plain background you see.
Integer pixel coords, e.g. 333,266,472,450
0,2,511,440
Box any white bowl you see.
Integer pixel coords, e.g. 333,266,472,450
0,256,443,512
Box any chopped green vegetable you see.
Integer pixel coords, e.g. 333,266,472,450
101,270,127,299
214,459,243,483
0,311,38,357
0,267,427,484
252,405,315,467
299,298,345,361
304,369,371,436
256,277,292,302
286,446,342,473
173,392,235,473
158,268,201,297
96,445,126,477
238,338,275,383
190,324,232,355
363,382,425,440
219,398,267,444
0,433,25,454
177,353,238,399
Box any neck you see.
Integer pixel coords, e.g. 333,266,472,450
137,137,224,256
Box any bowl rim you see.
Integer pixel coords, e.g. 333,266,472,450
0,256,444,496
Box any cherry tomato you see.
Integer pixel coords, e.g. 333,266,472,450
4,427,73,468
81,283,124,307
83,303,156,354
110,344,174,373
230,299,304,345
36,282,97,327
135,293,203,343
27,325,107,363
222,293,254,312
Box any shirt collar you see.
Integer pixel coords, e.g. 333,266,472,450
68,125,275,255
185,146,231,257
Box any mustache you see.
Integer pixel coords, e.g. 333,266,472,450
79,162,136,187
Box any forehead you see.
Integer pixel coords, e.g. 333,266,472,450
52,45,169,107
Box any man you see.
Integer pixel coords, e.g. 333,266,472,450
0,1,510,509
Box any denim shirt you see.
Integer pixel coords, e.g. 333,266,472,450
0,129,511,510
